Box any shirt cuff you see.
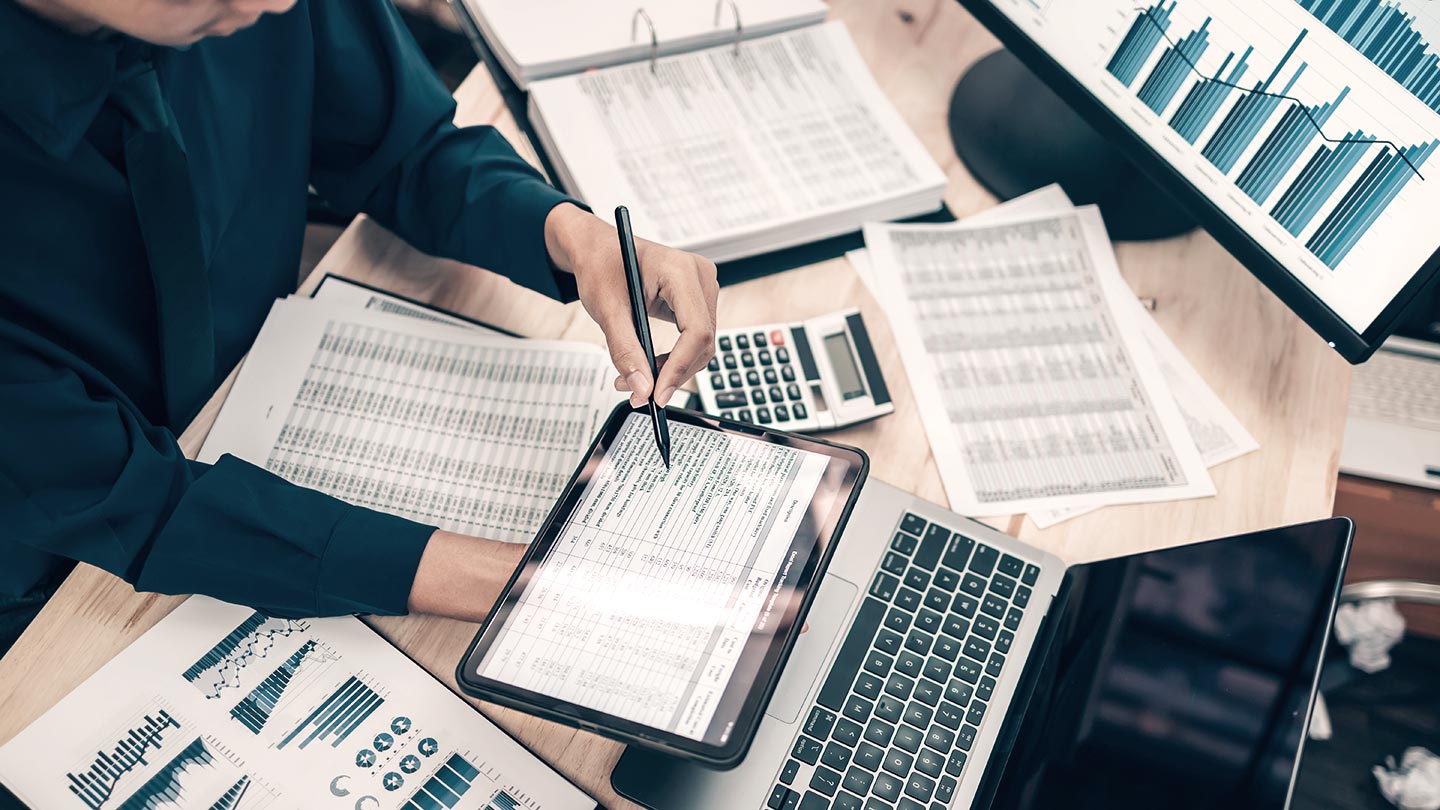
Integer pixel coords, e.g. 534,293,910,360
316,506,434,616
498,178,588,304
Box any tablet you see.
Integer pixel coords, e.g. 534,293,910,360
456,404,868,768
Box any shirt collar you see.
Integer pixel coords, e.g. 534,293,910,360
0,0,125,159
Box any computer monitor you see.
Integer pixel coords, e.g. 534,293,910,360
953,0,1440,363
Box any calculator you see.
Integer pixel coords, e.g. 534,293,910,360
697,308,893,432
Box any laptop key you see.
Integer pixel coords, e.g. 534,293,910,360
807,706,838,740
894,723,923,752
936,701,964,729
951,593,978,618
883,748,914,777
833,717,863,747
967,701,986,725
960,574,986,597
972,615,998,640
833,791,863,810
942,534,974,571
977,676,995,701
981,595,1006,619
875,628,904,655
922,657,949,683
891,533,918,554
869,572,899,601
914,678,942,706
896,587,922,612
957,724,978,751
904,773,936,803
903,568,930,591
854,671,883,700
800,792,830,810
1022,563,1040,585
963,637,991,662
844,766,875,796
794,735,824,765
872,772,903,802
933,635,960,661
864,799,890,810
881,554,908,577
916,748,944,778
941,615,969,641
823,741,853,771
915,525,949,570
896,651,924,677
864,718,895,747
1014,585,1031,608
781,759,801,784
998,554,1024,578
811,766,842,797
900,513,927,537
1005,606,1023,631
936,775,957,804
925,724,956,752
863,651,893,678
995,630,1014,654
946,750,967,776
954,658,981,683
945,679,973,704
969,544,998,577
933,568,960,592
818,598,886,711
855,741,886,770
884,609,911,634
769,784,793,809
897,800,925,810
904,701,933,728
989,573,1016,599
876,695,905,724
884,673,915,700
923,588,949,612
844,695,873,723
905,630,933,656
987,652,1005,677
914,608,942,635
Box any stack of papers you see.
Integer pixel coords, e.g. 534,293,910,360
853,187,1257,526
528,22,947,262
0,596,596,810
462,0,827,88
200,282,624,544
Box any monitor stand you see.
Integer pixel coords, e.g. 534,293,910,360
948,49,1194,242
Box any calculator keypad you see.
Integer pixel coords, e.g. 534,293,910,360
706,328,811,427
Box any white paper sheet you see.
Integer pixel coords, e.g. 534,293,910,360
527,22,946,261
860,206,1215,516
200,297,624,544
0,596,595,810
308,277,500,335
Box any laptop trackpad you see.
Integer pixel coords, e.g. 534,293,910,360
765,574,858,724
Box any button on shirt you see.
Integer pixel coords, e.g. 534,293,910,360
0,0,580,646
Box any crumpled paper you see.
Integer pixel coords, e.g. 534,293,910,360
1333,598,1406,673
1375,748,1440,810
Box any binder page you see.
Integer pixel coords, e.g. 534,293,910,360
527,21,945,257
306,278,501,334
0,596,595,810
200,298,623,544
862,207,1215,517
476,413,836,746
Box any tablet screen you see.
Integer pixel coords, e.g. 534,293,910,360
466,410,863,752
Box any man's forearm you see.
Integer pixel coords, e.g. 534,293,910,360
407,530,527,622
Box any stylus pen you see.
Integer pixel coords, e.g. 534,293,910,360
614,206,671,469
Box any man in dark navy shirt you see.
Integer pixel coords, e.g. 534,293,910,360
0,0,718,654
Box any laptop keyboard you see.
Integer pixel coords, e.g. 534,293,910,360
1350,349,1440,432
766,512,1039,810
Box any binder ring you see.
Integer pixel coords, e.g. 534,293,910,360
631,8,659,75
713,0,743,55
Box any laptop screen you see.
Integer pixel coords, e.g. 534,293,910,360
987,519,1351,810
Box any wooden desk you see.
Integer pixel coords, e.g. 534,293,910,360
0,1,1351,806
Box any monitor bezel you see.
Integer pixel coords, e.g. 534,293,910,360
955,0,1440,364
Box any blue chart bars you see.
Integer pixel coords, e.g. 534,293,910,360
115,738,214,810
398,754,486,810
1105,2,1434,268
208,776,252,810
1293,0,1440,113
67,709,183,810
277,675,383,750
183,611,309,699
230,640,319,734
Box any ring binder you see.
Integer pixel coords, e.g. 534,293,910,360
631,8,659,74
714,0,743,55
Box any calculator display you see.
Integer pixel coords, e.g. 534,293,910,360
823,332,865,401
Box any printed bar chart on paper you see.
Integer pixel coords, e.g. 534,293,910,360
65,705,184,810
182,612,309,700
276,675,384,750
986,0,1440,332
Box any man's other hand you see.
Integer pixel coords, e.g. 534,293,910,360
544,203,719,408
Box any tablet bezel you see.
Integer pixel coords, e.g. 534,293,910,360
455,403,869,768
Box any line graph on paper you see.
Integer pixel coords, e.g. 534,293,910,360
182,611,311,700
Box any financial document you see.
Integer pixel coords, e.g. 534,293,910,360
862,206,1214,516
0,596,595,810
200,297,623,544
477,414,832,743
527,21,945,261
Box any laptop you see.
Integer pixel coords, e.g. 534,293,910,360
612,480,1352,810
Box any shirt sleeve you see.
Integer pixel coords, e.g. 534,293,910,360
305,0,582,303
0,330,435,618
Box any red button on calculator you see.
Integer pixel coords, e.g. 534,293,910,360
769,329,785,346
